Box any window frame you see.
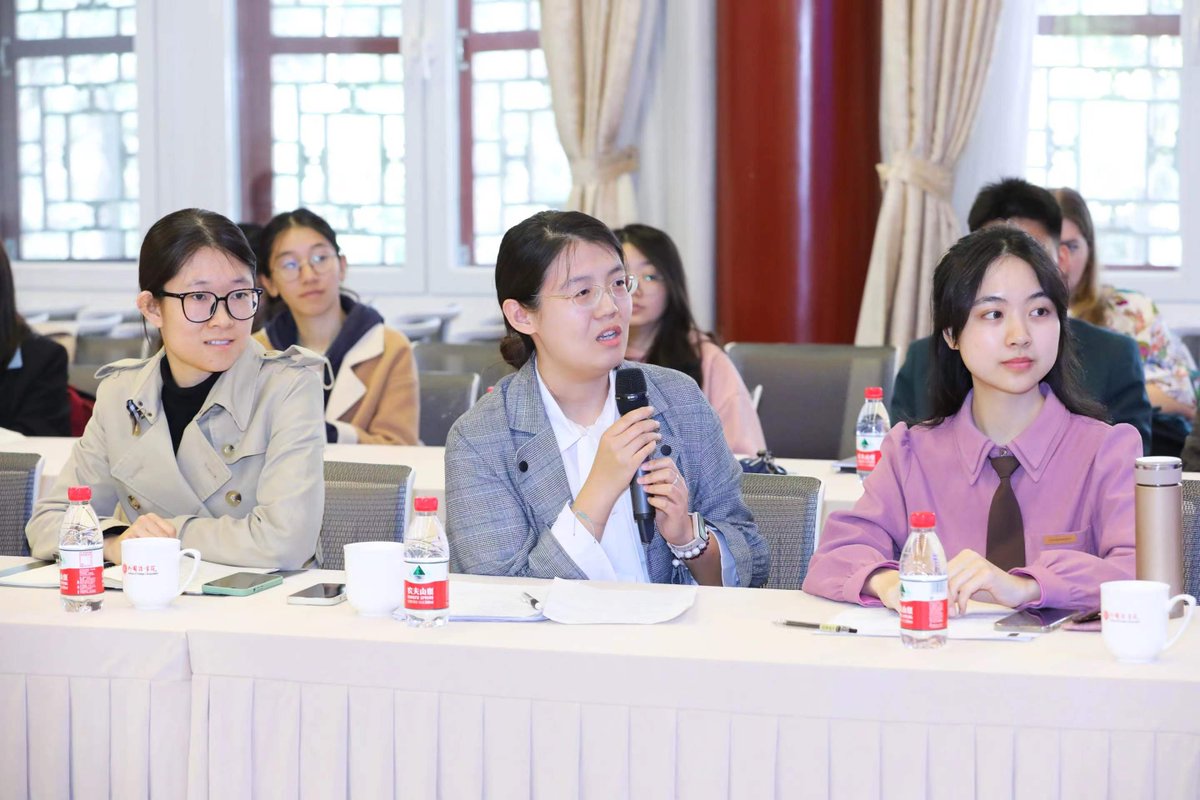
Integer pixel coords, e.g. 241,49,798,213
0,0,135,260
1031,7,1193,299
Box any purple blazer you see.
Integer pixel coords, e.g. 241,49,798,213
803,386,1140,610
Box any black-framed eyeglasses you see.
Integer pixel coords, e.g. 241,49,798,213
156,289,263,323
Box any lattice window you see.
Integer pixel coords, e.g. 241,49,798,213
1,0,137,260
461,0,570,266
1026,0,1183,268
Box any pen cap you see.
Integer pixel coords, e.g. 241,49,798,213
1134,457,1184,614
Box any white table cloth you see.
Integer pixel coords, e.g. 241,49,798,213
177,573,1200,799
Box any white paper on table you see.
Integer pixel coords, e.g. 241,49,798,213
390,579,547,623
102,561,276,595
817,603,1036,642
540,577,696,624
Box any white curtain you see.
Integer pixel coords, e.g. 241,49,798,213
540,0,659,227
855,0,1003,355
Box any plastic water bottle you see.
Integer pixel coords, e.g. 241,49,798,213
403,496,449,628
59,486,104,613
855,386,891,481
899,510,947,649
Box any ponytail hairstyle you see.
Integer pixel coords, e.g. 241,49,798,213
495,210,624,369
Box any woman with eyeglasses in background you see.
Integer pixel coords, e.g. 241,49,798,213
445,211,769,587
253,208,419,445
26,208,327,568
614,224,766,456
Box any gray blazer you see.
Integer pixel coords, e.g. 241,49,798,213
445,359,770,586
26,340,327,569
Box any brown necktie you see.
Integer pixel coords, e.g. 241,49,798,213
986,455,1026,571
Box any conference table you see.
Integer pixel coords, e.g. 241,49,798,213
2,561,1198,799
2,437,866,531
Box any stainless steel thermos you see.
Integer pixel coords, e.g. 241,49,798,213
1134,456,1184,617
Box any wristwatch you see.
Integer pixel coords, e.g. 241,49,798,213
668,512,710,561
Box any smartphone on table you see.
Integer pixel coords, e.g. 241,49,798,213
994,606,1094,633
201,572,283,596
287,583,346,606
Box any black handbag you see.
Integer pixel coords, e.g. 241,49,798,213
738,449,787,475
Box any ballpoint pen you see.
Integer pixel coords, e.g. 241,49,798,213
774,619,858,634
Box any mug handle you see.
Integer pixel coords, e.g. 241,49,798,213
177,549,203,597
1163,594,1197,652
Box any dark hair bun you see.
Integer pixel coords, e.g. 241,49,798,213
499,331,530,370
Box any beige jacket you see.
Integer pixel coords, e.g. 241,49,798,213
254,324,420,445
26,340,327,569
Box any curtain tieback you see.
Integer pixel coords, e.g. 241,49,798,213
570,147,639,185
875,153,953,200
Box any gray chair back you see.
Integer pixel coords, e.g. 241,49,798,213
419,371,481,446
740,472,822,590
412,341,515,392
74,335,147,367
319,461,413,571
725,343,896,459
0,453,43,556
1183,478,1199,598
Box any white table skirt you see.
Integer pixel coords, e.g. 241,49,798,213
0,586,192,800
177,573,1200,800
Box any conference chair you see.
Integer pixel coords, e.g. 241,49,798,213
1184,477,1199,598
1180,330,1200,364
725,343,897,460
418,371,481,446
318,461,413,570
740,472,823,589
412,341,515,392
0,453,43,557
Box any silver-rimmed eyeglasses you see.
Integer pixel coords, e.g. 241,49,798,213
272,249,339,283
540,274,639,310
156,289,263,323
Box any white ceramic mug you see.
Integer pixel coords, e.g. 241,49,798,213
344,541,405,617
1100,580,1196,663
121,538,202,611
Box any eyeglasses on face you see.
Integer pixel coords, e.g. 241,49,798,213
272,249,339,283
156,288,263,323
540,274,639,309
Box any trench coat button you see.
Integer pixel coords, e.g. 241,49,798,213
225,490,242,507
518,461,529,472
127,495,141,511
661,444,672,456
222,444,235,457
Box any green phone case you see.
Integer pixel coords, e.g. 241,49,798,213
201,574,283,596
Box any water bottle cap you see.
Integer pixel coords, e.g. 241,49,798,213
414,497,438,512
909,511,935,528
67,486,91,502
864,386,883,400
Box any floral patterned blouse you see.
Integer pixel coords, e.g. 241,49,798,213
1099,286,1199,409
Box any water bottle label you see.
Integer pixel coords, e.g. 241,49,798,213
856,433,885,472
60,545,104,597
899,577,947,631
404,558,449,611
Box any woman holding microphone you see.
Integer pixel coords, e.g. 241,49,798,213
445,211,768,587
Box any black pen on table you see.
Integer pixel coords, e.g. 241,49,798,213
775,619,858,634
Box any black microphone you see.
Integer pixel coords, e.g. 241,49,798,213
615,367,656,543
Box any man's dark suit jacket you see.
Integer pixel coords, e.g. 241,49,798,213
0,333,71,436
890,317,1153,455
1182,406,1200,471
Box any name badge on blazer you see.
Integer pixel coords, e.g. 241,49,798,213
1043,533,1078,546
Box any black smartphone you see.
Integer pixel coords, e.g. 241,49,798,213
994,606,1082,633
201,572,284,596
287,583,346,606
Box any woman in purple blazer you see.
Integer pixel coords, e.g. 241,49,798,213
803,226,1139,613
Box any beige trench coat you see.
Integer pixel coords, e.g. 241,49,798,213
26,340,327,569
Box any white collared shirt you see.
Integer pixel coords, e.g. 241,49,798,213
535,361,738,585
